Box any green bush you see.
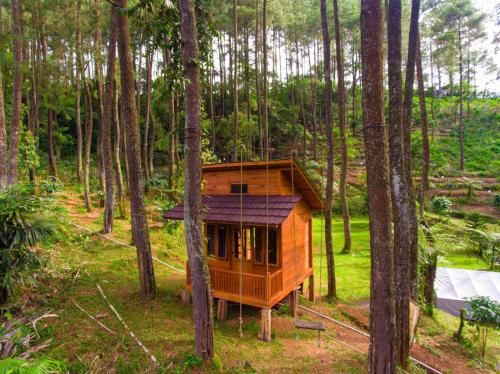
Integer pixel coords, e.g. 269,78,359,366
467,296,500,364
494,195,500,208
431,196,452,216
39,177,63,195
0,186,62,305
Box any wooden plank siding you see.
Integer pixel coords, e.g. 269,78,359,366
182,160,317,308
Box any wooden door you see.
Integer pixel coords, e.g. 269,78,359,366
231,226,254,274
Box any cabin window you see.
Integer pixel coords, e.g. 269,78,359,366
268,228,278,266
253,228,264,264
207,225,215,256
230,183,248,194
234,227,254,260
206,224,227,260
218,226,226,259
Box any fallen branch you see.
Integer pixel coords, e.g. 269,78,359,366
71,298,117,336
32,312,59,339
96,283,158,365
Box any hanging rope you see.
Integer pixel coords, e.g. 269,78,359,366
238,144,244,338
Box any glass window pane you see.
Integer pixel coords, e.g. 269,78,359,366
207,225,215,256
218,225,226,258
268,229,278,265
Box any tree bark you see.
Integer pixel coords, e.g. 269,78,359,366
402,0,420,301
458,18,465,171
163,45,176,188
0,63,7,189
113,82,126,219
320,0,336,299
416,33,430,224
75,0,83,183
255,0,263,159
231,0,239,161
102,5,117,233
8,0,22,186
115,0,156,298
47,108,57,177
262,0,269,153
83,78,94,212
386,0,410,366
143,51,153,180
332,0,352,254
295,39,307,163
94,2,106,207
360,0,397,372
179,0,214,360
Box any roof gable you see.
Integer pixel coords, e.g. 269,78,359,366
202,159,324,210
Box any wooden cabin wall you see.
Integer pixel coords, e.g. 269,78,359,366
203,168,296,196
281,199,313,291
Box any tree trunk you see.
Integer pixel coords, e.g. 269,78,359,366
423,254,437,314
83,79,94,212
387,0,411,366
113,82,126,219
0,64,7,189
164,45,176,188
143,51,153,180
255,0,263,159
75,0,83,183
458,19,465,171
295,39,307,163
231,0,239,161
8,0,22,186
95,4,106,207
115,0,156,298
148,106,156,175
309,42,318,161
262,0,269,153
320,0,336,299
47,108,57,177
179,0,214,360
332,0,352,254
402,0,420,301
102,5,117,234
360,0,397,372
416,33,430,224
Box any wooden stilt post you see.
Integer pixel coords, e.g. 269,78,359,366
260,308,272,342
179,289,190,303
308,274,315,301
217,299,228,321
289,288,298,318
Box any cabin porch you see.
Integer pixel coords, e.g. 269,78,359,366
185,262,313,308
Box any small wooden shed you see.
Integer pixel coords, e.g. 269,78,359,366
164,159,323,339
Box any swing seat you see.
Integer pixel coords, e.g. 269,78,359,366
294,319,325,331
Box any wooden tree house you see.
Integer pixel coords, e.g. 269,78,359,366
164,159,324,341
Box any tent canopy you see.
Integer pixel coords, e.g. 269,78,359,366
435,267,500,317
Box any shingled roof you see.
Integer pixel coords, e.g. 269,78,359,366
163,195,301,225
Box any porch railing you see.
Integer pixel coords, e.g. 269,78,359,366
186,263,283,301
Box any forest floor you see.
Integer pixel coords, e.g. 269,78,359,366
14,185,499,373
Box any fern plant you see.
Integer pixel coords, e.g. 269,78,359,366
0,186,62,305
0,357,66,374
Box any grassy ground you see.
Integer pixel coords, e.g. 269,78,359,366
10,187,499,373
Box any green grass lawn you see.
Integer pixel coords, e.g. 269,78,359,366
311,215,492,304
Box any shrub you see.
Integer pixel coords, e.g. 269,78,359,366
467,296,500,365
39,177,63,195
431,196,452,216
0,186,62,305
494,195,500,209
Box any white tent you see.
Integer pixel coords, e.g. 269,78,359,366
434,267,500,317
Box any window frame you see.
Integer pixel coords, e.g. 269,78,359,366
205,223,228,260
230,183,248,194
